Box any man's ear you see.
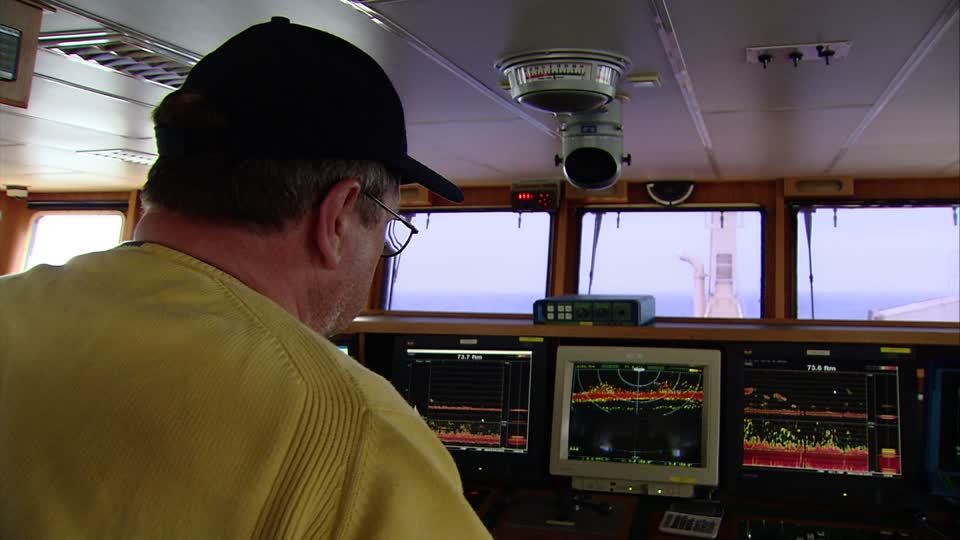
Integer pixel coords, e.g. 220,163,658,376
313,178,362,269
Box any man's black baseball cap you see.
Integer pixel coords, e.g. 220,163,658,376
155,16,463,203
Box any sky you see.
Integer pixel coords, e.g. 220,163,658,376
796,206,960,295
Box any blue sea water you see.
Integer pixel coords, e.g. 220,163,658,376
388,291,958,321
389,292,763,317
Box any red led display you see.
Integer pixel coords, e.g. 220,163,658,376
511,186,559,211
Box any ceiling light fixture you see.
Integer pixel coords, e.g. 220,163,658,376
38,31,109,41
77,148,157,166
626,73,662,88
55,38,112,47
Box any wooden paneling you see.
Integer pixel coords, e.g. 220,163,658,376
773,179,788,318
429,184,512,208
0,192,30,274
27,192,130,202
852,177,960,200
624,179,775,206
122,191,140,241
550,194,574,296
347,315,960,346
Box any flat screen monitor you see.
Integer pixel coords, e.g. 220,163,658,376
391,334,547,483
331,334,356,358
727,343,921,503
550,346,722,496
927,362,960,497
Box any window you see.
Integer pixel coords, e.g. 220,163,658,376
796,205,960,322
24,213,125,270
383,211,552,313
579,210,764,318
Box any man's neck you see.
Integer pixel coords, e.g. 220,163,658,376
133,210,336,333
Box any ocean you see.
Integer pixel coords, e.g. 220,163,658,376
389,292,763,318
387,291,958,321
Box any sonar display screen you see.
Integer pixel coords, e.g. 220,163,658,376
567,362,704,467
742,357,902,477
399,347,532,453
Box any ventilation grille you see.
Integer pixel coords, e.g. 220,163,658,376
38,30,196,89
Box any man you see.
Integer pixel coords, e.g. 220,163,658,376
0,17,491,539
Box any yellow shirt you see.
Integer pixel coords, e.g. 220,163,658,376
0,243,491,539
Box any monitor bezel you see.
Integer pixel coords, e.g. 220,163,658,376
926,355,960,497
391,334,550,486
725,343,923,505
550,345,722,488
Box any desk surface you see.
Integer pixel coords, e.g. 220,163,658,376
480,490,950,540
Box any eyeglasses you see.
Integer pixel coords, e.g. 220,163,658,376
362,191,419,257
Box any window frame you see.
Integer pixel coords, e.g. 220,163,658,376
22,209,127,271
378,207,556,316
574,204,768,320
790,199,960,323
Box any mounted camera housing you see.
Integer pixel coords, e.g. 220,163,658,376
556,100,630,190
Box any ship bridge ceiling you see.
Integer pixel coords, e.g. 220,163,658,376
1,0,957,192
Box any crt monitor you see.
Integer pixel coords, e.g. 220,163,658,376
927,362,959,497
391,334,547,483
728,343,920,503
550,346,722,497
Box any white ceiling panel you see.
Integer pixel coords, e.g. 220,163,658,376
856,25,960,148
33,50,173,109
0,108,155,152
357,0,712,179
0,142,149,190
705,107,871,177
666,0,951,113
11,77,155,140
50,0,524,125
407,119,558,180
1,0,955,192
39,9,104,32
833,144,960,176
0,161,75,177
374,0,663,91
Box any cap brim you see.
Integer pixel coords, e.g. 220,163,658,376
389,156,464,203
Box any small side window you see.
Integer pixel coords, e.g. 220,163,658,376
24,213,125,270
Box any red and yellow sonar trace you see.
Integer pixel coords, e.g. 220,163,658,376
572,382,703,404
